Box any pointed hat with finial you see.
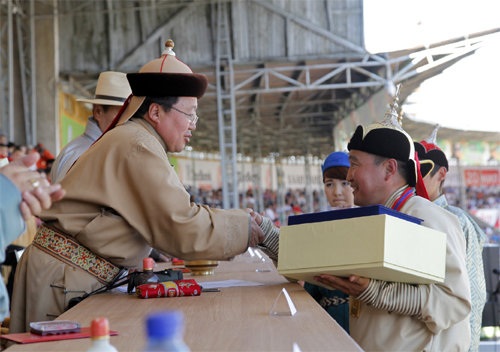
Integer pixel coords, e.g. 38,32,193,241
348,84,418,186
414,124,449,178
105,40,208,130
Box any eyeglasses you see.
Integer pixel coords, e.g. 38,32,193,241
167,105,199,125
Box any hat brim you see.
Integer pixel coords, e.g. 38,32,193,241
116,96,146,126
76,98,127,107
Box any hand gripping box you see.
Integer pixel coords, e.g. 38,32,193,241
278,205,446,289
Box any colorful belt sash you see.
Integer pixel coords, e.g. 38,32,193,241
33,224,122,285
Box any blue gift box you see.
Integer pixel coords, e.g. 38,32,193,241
287,205,423,226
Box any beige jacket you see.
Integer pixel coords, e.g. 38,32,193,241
257,190,471,351
350,194,471,352
11,118,250,333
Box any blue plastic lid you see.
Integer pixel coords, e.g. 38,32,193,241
146,311,184,339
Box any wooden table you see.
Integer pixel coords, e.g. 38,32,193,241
7,254,362,352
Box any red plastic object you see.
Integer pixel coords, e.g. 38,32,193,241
172,258,184,265
143,258,154,270
90,318,109,338
136,279,201,299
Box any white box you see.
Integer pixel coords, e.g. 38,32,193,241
278,214,446,288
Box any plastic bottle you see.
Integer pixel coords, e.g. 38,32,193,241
85,317,118,352
137,258,160,286
142,311,190,352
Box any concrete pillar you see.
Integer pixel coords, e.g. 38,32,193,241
34,0,59,154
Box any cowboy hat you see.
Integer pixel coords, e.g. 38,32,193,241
77,71,131,106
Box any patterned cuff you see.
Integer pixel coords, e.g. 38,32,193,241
355,279,379,304
258,217,280,261
259,216,273,238
356,279,421,317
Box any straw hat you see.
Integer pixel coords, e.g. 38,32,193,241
77,71,131,106
112,40,208,127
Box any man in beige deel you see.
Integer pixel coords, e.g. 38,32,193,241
11,40,264,333
314,89,471,351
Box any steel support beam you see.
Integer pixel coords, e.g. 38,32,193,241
30,0,36,144
304,143,313,213
276,149,286,225
0,0,14,139
202,32,497,99
53,0,60,152
317,146,328,211
251,131,263,213
14,0,36,145
215,1,238,209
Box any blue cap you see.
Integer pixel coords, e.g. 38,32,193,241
146,311,184,339
321,152,350,175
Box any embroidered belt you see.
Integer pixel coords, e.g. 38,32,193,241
33,224,122,285
320,296,349,308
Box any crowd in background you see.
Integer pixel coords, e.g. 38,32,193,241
444,186,500,243
4,131,500,243
0,133,55,181
444,186,500,211
185,186,324,225
186,183,500,243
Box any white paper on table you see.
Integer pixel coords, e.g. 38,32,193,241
200,279,264,289
114,286,133,293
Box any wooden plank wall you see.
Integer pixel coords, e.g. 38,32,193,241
58,0,363,74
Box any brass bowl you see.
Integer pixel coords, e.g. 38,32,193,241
184,260,220,276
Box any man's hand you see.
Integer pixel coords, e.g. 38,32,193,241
1,152,66,220
314,274,369,296
1,153,42,193
158,254,172,263
249,217,264,247
245,208,263,226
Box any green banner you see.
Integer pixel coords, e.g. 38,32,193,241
61,113,86,148
169,156,178,175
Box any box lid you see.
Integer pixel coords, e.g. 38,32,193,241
287,204,423,226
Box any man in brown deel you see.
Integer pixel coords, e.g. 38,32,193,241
11,40,264,333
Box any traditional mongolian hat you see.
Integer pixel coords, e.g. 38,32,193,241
107,40,208,130
414,124,449,179
77,71,131,106
347,84,429,199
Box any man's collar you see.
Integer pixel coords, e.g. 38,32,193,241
384,184,410,208
433,194,448,208
85,116,103,140
130,117,168,152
